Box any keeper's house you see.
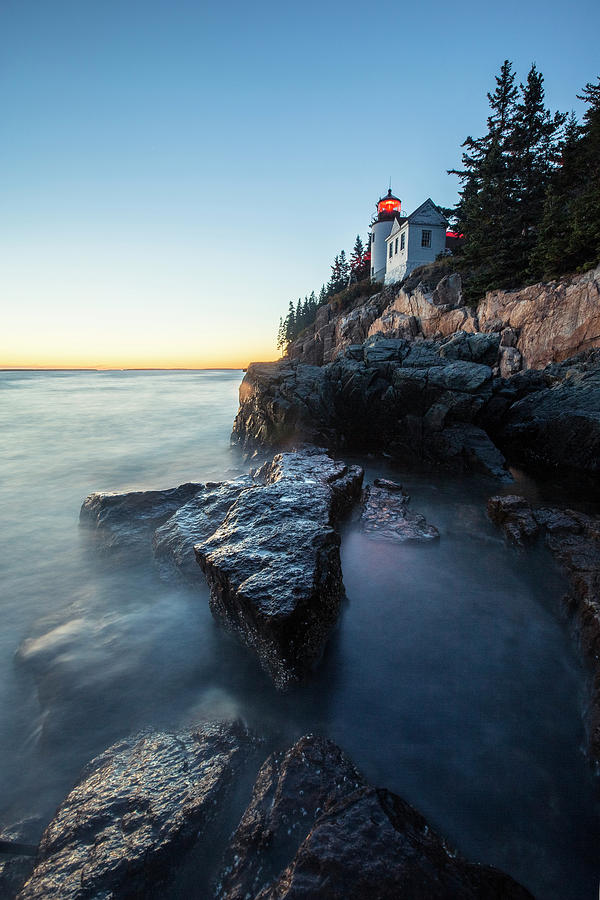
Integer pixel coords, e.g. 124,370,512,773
370,189,458,285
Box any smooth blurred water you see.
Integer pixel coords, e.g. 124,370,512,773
0,370,598,898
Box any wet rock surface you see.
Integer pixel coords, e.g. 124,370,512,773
79,482,202,555
488,494,600,759
152,476,255,577
361,478,440,542
216,735,365,900
18,721,259,900
233,339,600,482
195,451,363,688
218,734,531,900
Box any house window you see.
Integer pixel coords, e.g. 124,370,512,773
394,238,398,254
400,233,405,251
421,229,431,248
371,266,374,276
389,243,393,259
372,232,375,243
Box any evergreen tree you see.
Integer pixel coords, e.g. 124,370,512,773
338,250,350,287
449,60,520,293
276,316,284,351
284,301,296,343
532,78,600,277
510,65,566,278
350,235,364,280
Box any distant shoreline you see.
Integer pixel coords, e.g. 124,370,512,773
0,367,245,372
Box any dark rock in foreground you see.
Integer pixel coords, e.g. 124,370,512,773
218,734,531,900
79,482,202,554
16,730,531,900
195,451,363,689
18,721,258,900
488,494,600,760
361,478,440,542
217,735,365,900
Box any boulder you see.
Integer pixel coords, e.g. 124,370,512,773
18,722,258,900
360,479,439,542
217,735,532,900
195,451,363,688
79,482,202,555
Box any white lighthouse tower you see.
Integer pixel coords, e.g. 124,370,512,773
370,188,402,282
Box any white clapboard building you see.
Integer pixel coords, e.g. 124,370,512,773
370,189,450,285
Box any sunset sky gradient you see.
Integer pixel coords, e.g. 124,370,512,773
2,0,598,368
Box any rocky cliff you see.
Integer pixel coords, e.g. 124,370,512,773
288,265,600,378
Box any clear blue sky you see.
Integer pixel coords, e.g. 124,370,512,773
2,0,598,366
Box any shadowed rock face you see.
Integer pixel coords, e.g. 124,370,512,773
233,341,600,483
18,722,259,900
487,495,600,760
217,734,532,900
233,337,508,479
361,478,439,542
195,452,363,689
79,482,203,554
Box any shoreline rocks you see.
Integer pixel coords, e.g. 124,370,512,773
16,730,532,899
233,340,600,484
487,494,600,761
80,450,364,689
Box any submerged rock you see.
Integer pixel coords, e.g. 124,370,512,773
361,479,439,542
0,819,41,900
217,734,531,900
79,482,202,554
488,494,600,760
195,451,363,689
18,721,258,900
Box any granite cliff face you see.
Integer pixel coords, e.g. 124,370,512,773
288,266,600,378
233,338,600,482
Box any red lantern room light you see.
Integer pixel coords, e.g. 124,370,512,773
376,189,401,220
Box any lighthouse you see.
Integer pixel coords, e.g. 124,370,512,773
370,189,402,282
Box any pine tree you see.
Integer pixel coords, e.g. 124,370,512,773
449,60,520,293
276,316,284,351
338,250,350,287
284,301,296,343
350,235,364,281
510,64,566,279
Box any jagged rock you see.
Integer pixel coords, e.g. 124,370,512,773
487,494,600,760
483,350,600,479
218,735,531,900
195,451,363,689
18,722,258,900
79,482,202,554
216,735,365,900
499,346,523,377
235,342,600,483
478,265,600,369
233,341,511,478
360,479,439,542
152,476,254,577
439,331,500,366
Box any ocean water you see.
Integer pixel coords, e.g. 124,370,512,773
0,369,598,898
